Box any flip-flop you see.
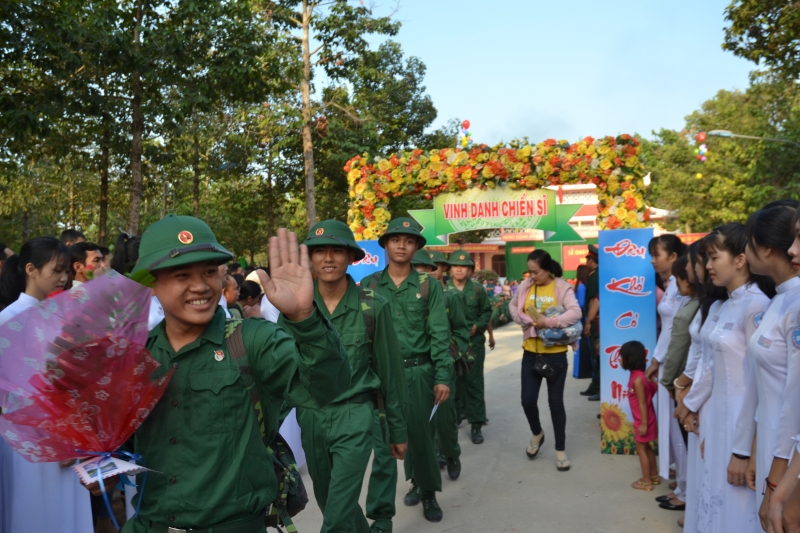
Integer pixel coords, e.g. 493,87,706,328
631,479,654,491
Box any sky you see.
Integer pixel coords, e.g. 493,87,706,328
370,0,755,145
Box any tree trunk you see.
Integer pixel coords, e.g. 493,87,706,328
265,142,275,239
301,0,316,227
126,0,147,234
98,124,110,245
192,135,200,217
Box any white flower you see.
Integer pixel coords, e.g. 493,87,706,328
24,358,40,370
7,322,22,332
133,363,145,376
97,374,112,386
72,348,88,361
4,430,18,441
95,390,109,401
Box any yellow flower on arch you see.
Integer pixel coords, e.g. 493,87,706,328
364,191,376,203
363,227,374,240
355,183,367,195
377,159,391,172
348,169,361,182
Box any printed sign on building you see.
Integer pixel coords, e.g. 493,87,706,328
598,229,657,455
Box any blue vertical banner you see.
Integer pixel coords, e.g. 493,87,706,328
598,229,657,454
348,240,385,281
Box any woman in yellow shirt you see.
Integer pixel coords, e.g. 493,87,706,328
509,250,582,471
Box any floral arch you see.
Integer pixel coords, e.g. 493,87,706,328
345,134,650,241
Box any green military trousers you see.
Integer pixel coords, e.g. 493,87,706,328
460,339,487,425
433,374,460,460
367,362,442,530
297,400,373,533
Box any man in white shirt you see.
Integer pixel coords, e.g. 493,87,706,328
70,242,106,288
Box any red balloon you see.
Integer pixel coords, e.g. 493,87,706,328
697,132,706,143
462,119,470,130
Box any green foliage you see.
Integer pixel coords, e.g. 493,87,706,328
645,77,800,232
723,1,800,80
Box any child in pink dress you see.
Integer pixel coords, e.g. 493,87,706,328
621,340,659,491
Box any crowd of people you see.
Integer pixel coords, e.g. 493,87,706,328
5,199,800,533
0,215,503,533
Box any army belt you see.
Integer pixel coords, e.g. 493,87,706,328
148,511,264,533
404,355,431,368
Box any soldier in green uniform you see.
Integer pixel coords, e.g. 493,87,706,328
91,215,352,533
581,245,601,401
411,249,470,481
362,218,451,529
447,251,492,445
290,220,408,533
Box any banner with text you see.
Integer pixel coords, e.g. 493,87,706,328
598,229,657,455
348,240,385,282
409,188,583,245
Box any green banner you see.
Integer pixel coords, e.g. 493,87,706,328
409,188,583,245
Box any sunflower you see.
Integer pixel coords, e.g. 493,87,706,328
600,403,631,443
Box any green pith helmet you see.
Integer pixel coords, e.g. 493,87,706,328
411,249,438,271
132,214,233,274
378,217,427,249
586,244,599,260
427,250,450,271
448,249,474,267
304,220,366,261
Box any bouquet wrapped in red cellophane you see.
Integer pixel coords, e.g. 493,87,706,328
0,270,173,463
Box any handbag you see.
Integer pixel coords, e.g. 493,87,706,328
532,355,563,380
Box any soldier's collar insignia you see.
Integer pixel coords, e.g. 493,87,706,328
214,350,225,362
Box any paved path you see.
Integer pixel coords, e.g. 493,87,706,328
296,324,683,533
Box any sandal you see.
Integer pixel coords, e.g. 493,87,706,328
526,432,545,459
651,475,661,485
631,479,654,491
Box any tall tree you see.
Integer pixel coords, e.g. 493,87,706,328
724,1,800,80
270,0,400,226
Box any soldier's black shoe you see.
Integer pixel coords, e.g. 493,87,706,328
421,491,443,522
580,388,596,396
447,457,461,480
471,424,484,444
403,482,421,506
437,453,446,469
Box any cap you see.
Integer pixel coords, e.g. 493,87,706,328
411,249,437,271
427,250,450,271
378,217,427,249
304,220,366,261
132,215,233,274
586,245,599,260
448,249,474,267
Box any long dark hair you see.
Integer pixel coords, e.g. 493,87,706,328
575,265,589,288
620,340,647,372
694,235,728,325
648,234,687,261
707,223,776,298
745,200,800,266
527,250,558,274
0,236,70,309
110,232,141,275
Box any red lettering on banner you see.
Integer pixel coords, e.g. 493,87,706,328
611,380,626,401
603,239,646,259
443,203,469,220
606,276,651,297
353,250,380,266
606,345,621,369
614,311,639,329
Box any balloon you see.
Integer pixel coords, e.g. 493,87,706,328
462,120,470,130
466,131,471,137
696,173,703,179
697,154,703,161
697,132,706,143
700,144,707,150
694,149,700,154
701,156,707,162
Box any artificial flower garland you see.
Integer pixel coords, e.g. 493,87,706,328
345,134,651,241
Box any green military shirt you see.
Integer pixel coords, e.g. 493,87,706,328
291,275,408,444
444,288,470,357
132,307,350,530
447,278,492,340
361,269,452,386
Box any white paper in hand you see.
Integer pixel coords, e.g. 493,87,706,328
429,402,440,421
73,456,153,486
